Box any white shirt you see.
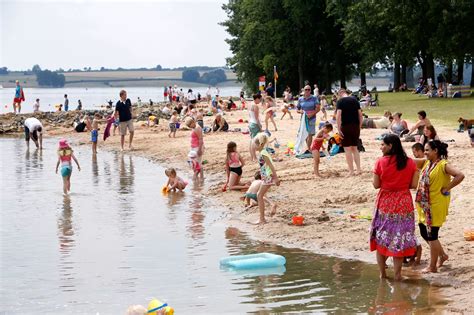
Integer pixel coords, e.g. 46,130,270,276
33,102,40,112
206,88,211,96
24,117,43,131
187,92,196,101
313,88,319,97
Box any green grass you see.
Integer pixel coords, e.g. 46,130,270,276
367,92,474,127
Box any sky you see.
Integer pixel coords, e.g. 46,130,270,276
1,0,231,71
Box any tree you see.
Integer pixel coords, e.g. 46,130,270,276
182,69,200,82
156,65,162,71
32,64,42,74
0,67,8,75
36,70,66,87
199,69,227,85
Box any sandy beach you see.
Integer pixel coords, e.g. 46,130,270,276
34,100,474,312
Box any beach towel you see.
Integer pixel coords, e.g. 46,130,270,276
294,114,309,155
295,152,313,159
103,116,114,141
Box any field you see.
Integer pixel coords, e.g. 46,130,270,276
0,70,238,88
365,92,474,127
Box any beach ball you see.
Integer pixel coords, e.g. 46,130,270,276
287,141,295,149
147,299,174,315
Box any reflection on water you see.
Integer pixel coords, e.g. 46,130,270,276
224,228,447,314
0,138,448,314
57,195,76,292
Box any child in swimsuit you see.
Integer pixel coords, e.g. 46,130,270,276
55,139,81,195
188,150,202,180
254,133,280,224
91,113,105,155
164,168,188,192
243,171,263,209
311,123,333,177
224,141,249,191
264,96,278,132
168,110,179,138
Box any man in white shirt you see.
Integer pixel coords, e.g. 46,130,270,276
24,117,43,149
206,86,212,104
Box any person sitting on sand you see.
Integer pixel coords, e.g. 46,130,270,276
212,113,229,132
388,112,408,136
253,132,280,224
411,142,424,158
405,110,431,140
418,125,439,147
164,168,188,192
224,141,249,191
242,171,275,210
415,140,464,273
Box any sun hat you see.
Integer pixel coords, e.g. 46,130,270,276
188,150,197,159
59,139,69,149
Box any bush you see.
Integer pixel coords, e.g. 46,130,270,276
182,69,200,82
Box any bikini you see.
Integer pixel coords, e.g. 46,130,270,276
228,152,242,176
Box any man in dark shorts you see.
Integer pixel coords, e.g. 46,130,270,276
24,117,43,149
114,90,134,151
336,89,363,175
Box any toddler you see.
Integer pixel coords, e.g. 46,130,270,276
311,123,333,177
168,110,179,138
188,151,202,180
91,112,105,154
164,168,188,192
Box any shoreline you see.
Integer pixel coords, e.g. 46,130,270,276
6,100,474,312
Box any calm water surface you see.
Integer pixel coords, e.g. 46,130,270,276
0,138,447,314
0,86,243,114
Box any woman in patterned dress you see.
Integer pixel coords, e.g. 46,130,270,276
370,134,419,280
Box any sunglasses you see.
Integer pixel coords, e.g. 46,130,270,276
304,89,311,91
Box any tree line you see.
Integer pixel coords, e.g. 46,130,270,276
221,0,474,93
182,69,228,86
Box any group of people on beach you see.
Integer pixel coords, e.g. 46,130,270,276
19,81,467,280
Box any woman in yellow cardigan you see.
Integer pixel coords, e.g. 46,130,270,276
415,140,464,273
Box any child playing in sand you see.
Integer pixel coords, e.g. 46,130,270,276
164,168,188,192
168,110,179,138
188,151,202,180
91,113,105,154
264,96,278,132
311,123,333,177
411,142,424,158
55,139,81,194
242,171,276,212
224,141,249,191
253,132,280,224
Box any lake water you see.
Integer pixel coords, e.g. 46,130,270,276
0,86,243,114
0,137,448,314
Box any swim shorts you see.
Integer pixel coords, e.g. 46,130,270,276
169,123,177,132
245,193,258,202
307,116,316,135
91,129,98,143
61,166,72,177
248,123,261,138
341,123,360,147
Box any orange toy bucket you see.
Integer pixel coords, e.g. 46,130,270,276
292,216,304,226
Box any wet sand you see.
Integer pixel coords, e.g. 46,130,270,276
45,100,474,312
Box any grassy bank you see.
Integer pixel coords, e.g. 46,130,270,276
366,92,474,127
0,70,238,88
